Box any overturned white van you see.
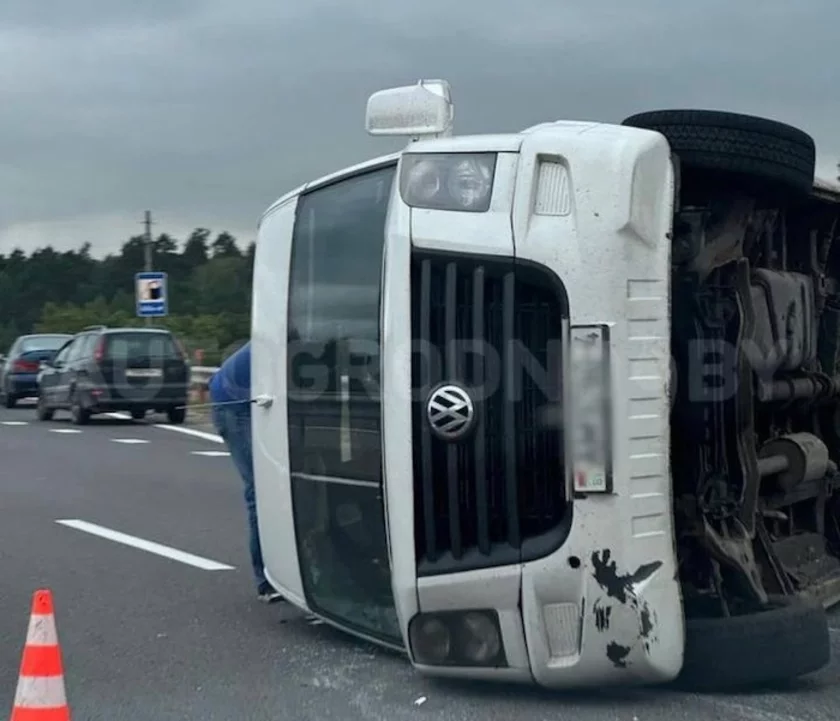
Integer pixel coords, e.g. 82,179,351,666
251,79,840,689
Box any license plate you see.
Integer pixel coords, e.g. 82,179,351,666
125,368,162,378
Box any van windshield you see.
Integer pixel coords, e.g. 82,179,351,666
106,333,180,360
286,163,401,644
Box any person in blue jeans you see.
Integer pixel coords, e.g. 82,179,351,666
209,341,283,603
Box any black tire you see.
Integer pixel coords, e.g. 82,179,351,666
70,391,90,426
131,408,146,420
4,390,17,409
677,596,830,690
621,109,816,195
167,406,186,425
36,394,54,421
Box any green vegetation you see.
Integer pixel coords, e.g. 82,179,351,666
0,229,253,366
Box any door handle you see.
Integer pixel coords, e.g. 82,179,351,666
253,394,274,408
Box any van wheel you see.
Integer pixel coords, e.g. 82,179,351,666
167,406,186,425
131,409,146,420
4,391,17,409
36,394,54,421
621,109,816,195
70,392,90,426
676,595,830,690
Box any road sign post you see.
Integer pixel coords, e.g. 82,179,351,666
135,271,168,318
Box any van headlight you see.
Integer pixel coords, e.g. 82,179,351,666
399,153,496,212
408,610,507,667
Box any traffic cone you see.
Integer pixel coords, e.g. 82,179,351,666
10,590,70,721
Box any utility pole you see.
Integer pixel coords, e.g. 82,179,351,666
143,210,153,327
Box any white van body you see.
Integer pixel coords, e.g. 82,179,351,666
251,117,684,687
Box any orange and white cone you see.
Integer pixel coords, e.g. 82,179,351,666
10,590,71,721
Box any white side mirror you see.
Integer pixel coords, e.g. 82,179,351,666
365,79,454,139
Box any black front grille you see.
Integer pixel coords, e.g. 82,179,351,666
411,252,572,576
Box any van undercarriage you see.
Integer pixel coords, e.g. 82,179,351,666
624,109,838,686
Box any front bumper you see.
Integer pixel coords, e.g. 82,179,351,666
401,544,684,688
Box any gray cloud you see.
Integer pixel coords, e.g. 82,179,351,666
0,0,837,255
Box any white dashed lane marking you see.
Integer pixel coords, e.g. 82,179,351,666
55,519,235,571
106,412,224,444
33,413,228,456
1,421,29,426
154,424,223,444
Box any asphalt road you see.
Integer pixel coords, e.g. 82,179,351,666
2,401,840,720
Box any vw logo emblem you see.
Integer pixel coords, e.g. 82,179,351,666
426,383,476,442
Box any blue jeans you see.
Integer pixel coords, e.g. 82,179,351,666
212,402,267,590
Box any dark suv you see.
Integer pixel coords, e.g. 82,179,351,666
36,326,190,425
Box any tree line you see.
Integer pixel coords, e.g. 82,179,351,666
5,161,839,362
0,230,254,365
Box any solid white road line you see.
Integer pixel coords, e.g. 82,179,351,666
55,519,235,571
191,450,231,457
110,438,150,444
1,421,29,426
153,423,224,444
106,412,224,444
49,428,82,434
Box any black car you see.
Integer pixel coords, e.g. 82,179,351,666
0,333,73,408
36,326,190,425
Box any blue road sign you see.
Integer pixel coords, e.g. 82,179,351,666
135,271,168,317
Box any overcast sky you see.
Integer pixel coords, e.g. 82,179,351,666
0,0,837,257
